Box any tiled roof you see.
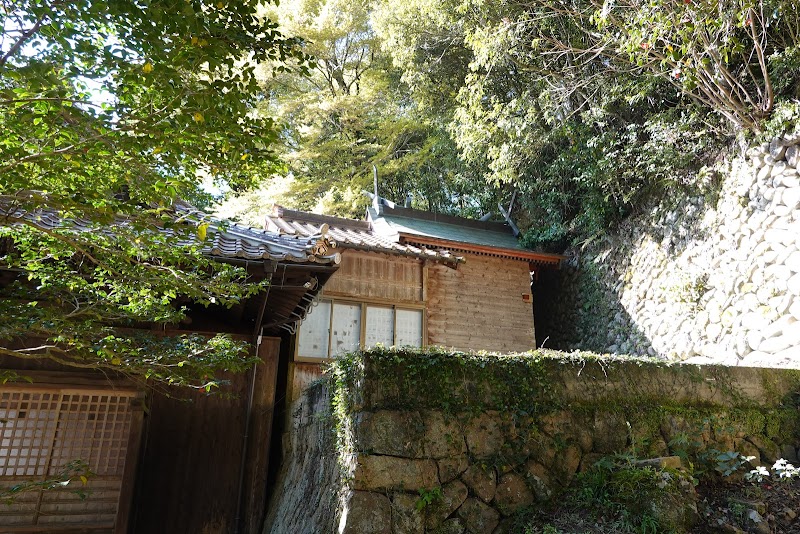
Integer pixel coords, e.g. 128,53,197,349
265,205,463,265
175,203,341,264
1,198,340,266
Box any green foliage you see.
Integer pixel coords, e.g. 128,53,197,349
0,0,301,389
217,0,502,221
572,459,682,533
594,0,800,130
0,460,93,505
415,486,443,511
0,369,32,384
703,450,754,477
375,0,730,248
329,346,561,416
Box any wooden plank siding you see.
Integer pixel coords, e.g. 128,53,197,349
427,254,535,352
287,362,324,406
239,337,281,534
131,336,281,534
322,251,423,304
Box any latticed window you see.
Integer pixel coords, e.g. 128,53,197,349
296,298,424,361
0,386,142,532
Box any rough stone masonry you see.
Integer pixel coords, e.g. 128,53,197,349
264,350,800,534
549,132,800,368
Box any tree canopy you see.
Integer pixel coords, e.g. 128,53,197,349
0,0,305,390
217,0,506,225
3,0,800,387
233,0,799,248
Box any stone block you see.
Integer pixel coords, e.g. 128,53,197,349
765,228,794,246
456,497,500,534
592,412,629,453
460,464,496,503
464,412,506,459
770,138,787,160
391,493,424,534
779,170,800,188
757,164,773,183
341,491,392,534
787,144,799,168
538,410,574,438
758,327,800,354
425,479,468,530
789,298,800,321
524,460,554,500
780,444,799,463
771,159,788,176
438,457,469,484
774,344,800,364
735,439,764,467
550,445,583,486
760,315,798,339
494,472,535,515
431,517,466,534
786,251,800,272
782,187,800,210
649,472,700,533
746,435,781,464
354,456,439,492
519,427,557,466
356,410,425,457
774,203,793,217
423,411,468,458
632,456,683,469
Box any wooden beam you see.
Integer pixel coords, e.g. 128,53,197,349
400,235,564,265
115,397,146,534
497,201,521,237
238,337,281,534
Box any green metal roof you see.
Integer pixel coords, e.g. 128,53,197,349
369,205,525,250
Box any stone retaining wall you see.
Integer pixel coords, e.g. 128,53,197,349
546,132,800,367
264,350,800,534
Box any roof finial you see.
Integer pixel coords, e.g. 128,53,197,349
498,190,520,237
372,165,380,212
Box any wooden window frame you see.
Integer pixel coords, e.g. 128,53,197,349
294,296,426,363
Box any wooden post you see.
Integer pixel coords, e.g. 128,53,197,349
239,336,281,534
116,395,146,534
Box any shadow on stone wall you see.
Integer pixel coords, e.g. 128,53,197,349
543,133,800,365
543,256,657,356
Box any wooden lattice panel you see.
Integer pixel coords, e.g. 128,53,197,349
0,387,139,530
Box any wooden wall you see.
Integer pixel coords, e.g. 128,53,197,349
131,337,280,534
287,362,324,406
323,251,423,304
287,251,536,402
427,254,535,352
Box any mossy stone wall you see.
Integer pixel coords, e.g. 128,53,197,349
266,349,800,534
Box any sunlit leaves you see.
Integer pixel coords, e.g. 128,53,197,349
0,0,299,389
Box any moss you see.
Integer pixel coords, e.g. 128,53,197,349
326,347,800,487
